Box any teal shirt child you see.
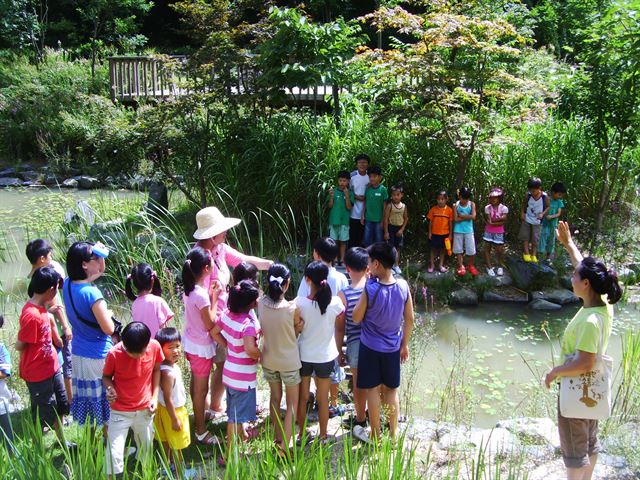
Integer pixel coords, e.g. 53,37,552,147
543,198,565,228
364,184,389,223
453,201,474,234
329,189,355,226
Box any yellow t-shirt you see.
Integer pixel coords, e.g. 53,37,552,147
560,304,612,358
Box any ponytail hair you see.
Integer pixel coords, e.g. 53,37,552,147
228,279,260,313
125,263,162,301
182,247,211,296
232,261,258,285
577,257,622,305
304,261,331,315
266,263,290,302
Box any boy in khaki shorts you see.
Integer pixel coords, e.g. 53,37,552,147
328,170,354,265
519,177,550,263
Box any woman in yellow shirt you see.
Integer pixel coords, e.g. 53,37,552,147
544,221,622,480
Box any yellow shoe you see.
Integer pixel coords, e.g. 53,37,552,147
523,254,532,262
531,256,539,263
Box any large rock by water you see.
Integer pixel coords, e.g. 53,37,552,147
505,256,557,291
531,288,579,305
450,288,479,306
496,417,560,450
0,177,22,187
78,176,100,189
482,286,529,303
145,181,169,216
529,298,562,310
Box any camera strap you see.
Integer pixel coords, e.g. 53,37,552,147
65,280,104,332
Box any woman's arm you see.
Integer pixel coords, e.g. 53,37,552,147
209,324,227,348
243,256,273,271
91,299,115,336
556,221,583,268
545,350,596,388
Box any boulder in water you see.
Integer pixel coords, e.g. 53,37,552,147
505,256,557,291
450,288,479,306
0,177,22,187
529,298,562,311
531,288,579,305
145,181,168,216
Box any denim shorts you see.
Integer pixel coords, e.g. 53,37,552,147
387,225,404,249
226,386,257,424
346,340,360,369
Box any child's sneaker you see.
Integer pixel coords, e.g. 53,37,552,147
496,267,504,276
353,425,372,444
456,266,466,277
328,404,346,418
468,265,479,277
523,254,532,262
487,267,496,277
531,256,539,263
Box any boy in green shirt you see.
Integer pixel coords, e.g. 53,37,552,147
362,165,388,246
328,170,355,265
538,182,566,262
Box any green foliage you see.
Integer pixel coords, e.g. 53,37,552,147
0,0,39,52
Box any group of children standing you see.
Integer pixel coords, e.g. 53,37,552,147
327,154,566,277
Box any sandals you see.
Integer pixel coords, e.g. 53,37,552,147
205,409,225,421
195,430,219,446
439,266,448,273
467,265,479,277
427,267,434,273
245,426,260,440
456,266,466,277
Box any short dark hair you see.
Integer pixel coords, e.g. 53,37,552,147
367,165,382,176
527,177,542,189
551,182,566,194
344,247,368,272
458,186,472,199
355,154,370,164
0,315,5,329
313,237,338,263
155,327,181,346
66,241,95,281
26,239,53,265
436,190,448,199
28,266,62,297
338,170,350,180
122,322,151,354
232,261,258,285
367,242,396,269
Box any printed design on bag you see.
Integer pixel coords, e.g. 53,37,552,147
567,370,604,408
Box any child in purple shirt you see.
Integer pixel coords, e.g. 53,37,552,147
352,242,414,443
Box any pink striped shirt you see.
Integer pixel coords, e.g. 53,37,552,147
218,310,259,391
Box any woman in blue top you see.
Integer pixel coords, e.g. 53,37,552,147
63,241,116,432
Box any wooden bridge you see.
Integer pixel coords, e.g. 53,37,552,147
108,55,339,104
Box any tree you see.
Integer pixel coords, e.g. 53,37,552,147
356,1,550,187
562,0,640,233
0,0,47,60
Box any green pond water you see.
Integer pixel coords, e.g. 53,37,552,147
0,189,638,428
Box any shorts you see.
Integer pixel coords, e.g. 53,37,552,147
557,399,601,468
27,370,69,428
262,366,301,387
453,232,476,255
300,360,334,379
154,405,191,450
329,224,350,242
214,345,227,364
429,234,447,250
518,222,541,243
186,352,214,378
356,343,400,389
483,231,505,245
330,360,346,385
226,387,256,424
107,409,154,475
387,225,404,249
346,340,360,369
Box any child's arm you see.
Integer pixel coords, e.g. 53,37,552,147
149,361,161,413
400,205,408,234
521,195,528,221
243,336,260,360
201,282,221,333
382,203,391,241
102,374,117,403
553,206,563,219
470,201,477,220
293,308,304,335
539,196,551,220
328,188,335,208
160,369,182,431
427,212,433,239
209,324,227,348
47,300,72,341
50,315,63,349
400,290,415,363
336,292,347,365
352,289,368,324
344,189,353,210
453,202,460,223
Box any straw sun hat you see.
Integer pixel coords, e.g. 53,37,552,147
193,207,241,240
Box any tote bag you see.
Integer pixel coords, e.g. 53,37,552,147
559,314,612,420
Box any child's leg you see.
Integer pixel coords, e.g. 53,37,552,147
106,411,134,479
438,249,446,269
429,247,436,269
225,422,245,460
484,242,493,269
210,361,225,412
296,375,311,435
395,247,401,267
330,383,339,408
0,412,14,447
314,377,331,439
456,253,463,268
523,240,530,255
192,374,210,436
268,381,283,444
283,382,300,449
381,385,400,438
496,244,505,265
339,240,347,264
351,368,367,423
131,410,154,467
364,386,382,439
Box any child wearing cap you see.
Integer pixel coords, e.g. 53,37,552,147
483,187,509,276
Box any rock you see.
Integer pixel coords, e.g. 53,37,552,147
628,263,640,276
129,174,150,190
559,275,573,290
468,427,521,455
529,299,562,310
0,177,22,187
17,170,40,183
145,181,169,216
496,417,560,449
531,288,579,305
88,219,126,245
62,178,78,188
43,173,61,186
529,458,636,480
405,418,438,442
505,256,557,291
0,167,17,178
77,176,100,189
482,286,529,303
450,288,479,306
419,269,456,287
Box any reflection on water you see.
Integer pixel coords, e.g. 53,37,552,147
414,302,639,427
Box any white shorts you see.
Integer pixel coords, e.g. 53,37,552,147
453,233,476,256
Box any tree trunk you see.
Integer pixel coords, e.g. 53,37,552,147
453,150,469,191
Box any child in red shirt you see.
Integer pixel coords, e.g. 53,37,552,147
103,322,163,478
16,266,70,446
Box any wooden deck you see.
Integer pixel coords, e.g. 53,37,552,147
108,55,340,104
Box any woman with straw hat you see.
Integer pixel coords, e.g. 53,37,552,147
191,207,272,417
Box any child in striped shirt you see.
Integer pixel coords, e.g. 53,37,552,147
210,280,260,466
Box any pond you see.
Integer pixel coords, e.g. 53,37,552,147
0,189,638,428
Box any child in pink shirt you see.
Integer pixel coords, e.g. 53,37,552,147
210,280,260,466
483,188,509,276
126,263,174,339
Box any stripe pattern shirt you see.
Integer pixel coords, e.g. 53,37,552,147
218,310,259,391
342,286,364,345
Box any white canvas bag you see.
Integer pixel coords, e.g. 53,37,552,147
559,313,612,420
